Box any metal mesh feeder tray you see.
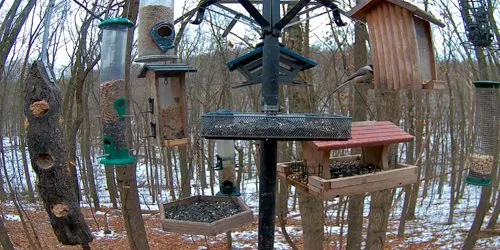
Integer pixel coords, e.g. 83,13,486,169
160,195,253,235
202,110,351,141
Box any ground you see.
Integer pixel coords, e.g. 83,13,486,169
1,185,499,250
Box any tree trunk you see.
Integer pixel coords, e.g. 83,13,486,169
105,167,118,208
347,8,369,248
298,190,324,249
0,218,14,250
24,62,92,246
179,146,191,198
462,186,492,250
366,90,400,249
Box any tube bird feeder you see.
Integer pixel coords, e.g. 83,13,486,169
466,81,499,186
137,0,177,62
216,139,238,195
98,18,135,166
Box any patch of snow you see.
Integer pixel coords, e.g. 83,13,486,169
4,214,21,221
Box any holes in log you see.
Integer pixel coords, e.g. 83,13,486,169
36,153,54,169
52,203,70,218
30,100,49,117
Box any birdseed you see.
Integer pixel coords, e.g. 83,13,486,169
165,200,242,223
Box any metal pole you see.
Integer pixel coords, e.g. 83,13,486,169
259,0,280,249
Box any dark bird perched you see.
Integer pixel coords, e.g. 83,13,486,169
343,64,373,84
331,65,374,94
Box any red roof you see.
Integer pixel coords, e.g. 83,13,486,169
313,121,413,151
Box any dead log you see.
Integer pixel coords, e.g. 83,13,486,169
24,62,92,245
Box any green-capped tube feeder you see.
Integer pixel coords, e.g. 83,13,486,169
466,81,499,186
98,18,135,166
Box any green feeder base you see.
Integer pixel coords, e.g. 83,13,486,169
100,149,136,166
465,176,492,187
216,180,241,196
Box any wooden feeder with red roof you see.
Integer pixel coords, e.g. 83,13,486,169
278,121,418,199
347,0,446,90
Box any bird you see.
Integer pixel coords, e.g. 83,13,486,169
343,64,373,84
331,65,373,94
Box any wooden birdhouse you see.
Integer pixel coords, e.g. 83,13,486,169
347,0,446,90
138,64,196,147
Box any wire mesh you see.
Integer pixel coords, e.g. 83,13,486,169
473,83,499,155
201,110,351,141
460,0,494,47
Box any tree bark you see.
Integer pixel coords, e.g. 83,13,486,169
0,218,14,250
298,189,324,249
24,62,92,245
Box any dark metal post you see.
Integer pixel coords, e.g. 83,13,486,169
259,0,280,249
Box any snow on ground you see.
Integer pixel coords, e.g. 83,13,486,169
2,136,499,248
3,213,21,221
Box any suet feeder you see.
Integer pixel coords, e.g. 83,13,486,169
226,43,317,88
215,139,239,196
347,0,446,90
459,0,494,47
136,0,177,62
138,64,196,147
466,81,499,186
98,18,135,166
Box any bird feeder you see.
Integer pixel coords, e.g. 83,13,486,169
98,18,135,166
216,139,238,196
136,0,177,62
459,0,494,47
226,43,317,88
347,0,446,90
138,64,196,147
466,81,499,186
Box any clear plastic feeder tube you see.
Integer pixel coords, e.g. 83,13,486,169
216,140,235,161
98,18,135,166
137,0,176,62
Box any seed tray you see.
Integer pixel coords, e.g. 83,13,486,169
201,110,351,141
309,157,418,200
160,195,253,235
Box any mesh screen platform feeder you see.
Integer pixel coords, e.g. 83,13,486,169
466,81,499,186
98,18,136,166
159,195,252,236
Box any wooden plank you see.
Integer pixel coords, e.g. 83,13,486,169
164,138,189,148
326,164,417,189
383,2,400,90
391,3,408,88
315,170,417,199
366,11,381,89
394,5,412,89
387,2,403,90
372,5,389,89
402,8,421,88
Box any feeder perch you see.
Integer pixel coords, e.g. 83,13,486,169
466,81,499,186
202,109,351,141
160,195,253,235
138,64,196,148
98,18,136,166
136,0,177,62
226,43,317,88
347,0,446,90
459,0,494,47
